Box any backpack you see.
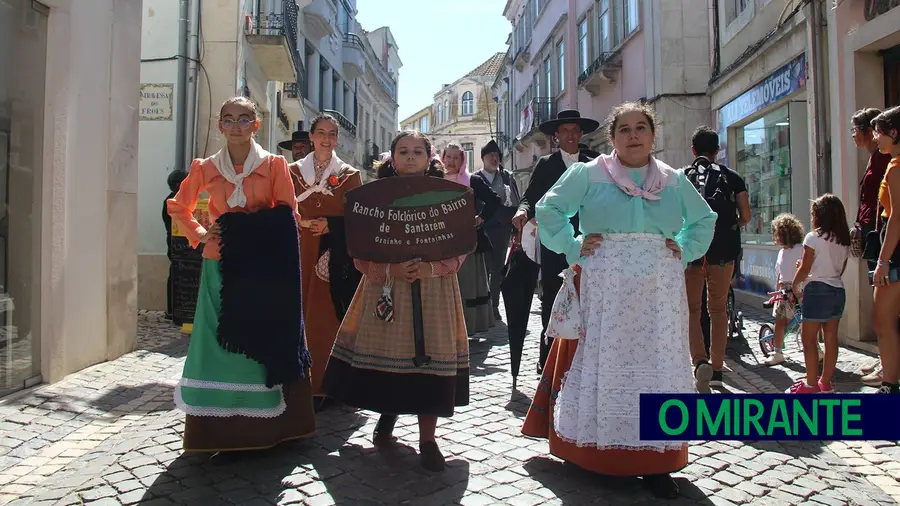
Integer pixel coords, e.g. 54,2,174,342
684,157,741,262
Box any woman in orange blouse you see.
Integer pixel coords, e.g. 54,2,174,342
167,97,315,451
872,106,900,395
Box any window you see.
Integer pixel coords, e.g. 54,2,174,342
462,142,475,171
557,40,565,92
532,0,539,22
421,115,429,133
578,19,589,73
599,0,611,52
338,3,350,34
533,72,540,100
461,91,474,116
544,57,551,96
624,0,639,34
724,0,749,24
444,99,450,122
437,103,443,124
734,106,792,242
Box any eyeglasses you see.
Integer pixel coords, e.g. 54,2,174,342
221,118,253,129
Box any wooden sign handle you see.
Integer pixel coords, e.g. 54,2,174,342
410,280,431,367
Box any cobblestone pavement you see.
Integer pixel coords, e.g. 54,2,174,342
0,301,899,505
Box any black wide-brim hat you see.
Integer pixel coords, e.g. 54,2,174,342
538,109,600,136
278,130,311,151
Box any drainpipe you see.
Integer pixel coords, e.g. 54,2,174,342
808,0,830,195
175,0,189,170
183,0,201,166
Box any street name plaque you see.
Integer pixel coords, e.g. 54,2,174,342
345,176,478,263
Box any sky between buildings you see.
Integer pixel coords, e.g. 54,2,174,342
355,0,511,124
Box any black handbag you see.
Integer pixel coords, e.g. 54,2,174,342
863,204,884,261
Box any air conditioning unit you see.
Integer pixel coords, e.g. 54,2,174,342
243,15,254,35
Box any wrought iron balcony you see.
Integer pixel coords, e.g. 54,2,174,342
578,51,622,96
322,109,357,137
532,98,557,126
342,34,366,81
246,4,303,83
284,82,300,99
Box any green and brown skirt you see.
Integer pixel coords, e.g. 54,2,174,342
175,259,316,452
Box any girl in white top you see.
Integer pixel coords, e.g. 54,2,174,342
789,195,851,394
764,214,805,366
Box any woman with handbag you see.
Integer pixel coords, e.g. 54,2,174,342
289,113,363,410
521,102,716,498
871,106,900,395
849,108,893,385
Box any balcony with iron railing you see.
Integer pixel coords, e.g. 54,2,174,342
246,1,304,84
577,50,622,96
342,34,366,81
323,109,357,137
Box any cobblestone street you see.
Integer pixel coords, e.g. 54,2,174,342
1,301,900,505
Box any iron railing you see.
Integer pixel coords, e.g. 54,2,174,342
578,50,620,86
532,98,557,126
252,3,305,95
323,109,357,137
284,82,300,99
356,33,397,101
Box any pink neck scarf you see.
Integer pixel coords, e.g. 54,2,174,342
598,151,669,201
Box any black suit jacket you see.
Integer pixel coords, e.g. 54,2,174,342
470,175,502,253
517,150,595,295
472,168,521,229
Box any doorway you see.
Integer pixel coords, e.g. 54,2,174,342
0,0,48,397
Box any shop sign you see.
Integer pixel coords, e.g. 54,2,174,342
864,0,900,21
734,247,779,297
715,53,807,165
139,84,174,121
344,176,478,264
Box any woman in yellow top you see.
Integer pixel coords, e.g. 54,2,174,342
871,106,900,395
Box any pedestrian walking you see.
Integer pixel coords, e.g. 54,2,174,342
442,142,502,335
472,139,520,320
289,113,363,411
322,131,476,472
788,194,851,393
521,102,716,498
682,126,751,392
511,109,600,374
167,96,315,451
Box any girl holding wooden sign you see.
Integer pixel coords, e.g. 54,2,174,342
322,131,480,472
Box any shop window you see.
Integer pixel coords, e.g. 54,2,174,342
462,142,474,171
735,106,792,242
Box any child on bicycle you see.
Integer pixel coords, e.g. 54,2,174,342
764,213,805,366
789,194,851,393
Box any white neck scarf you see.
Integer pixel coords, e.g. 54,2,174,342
296,150,345,203
210,138,270,208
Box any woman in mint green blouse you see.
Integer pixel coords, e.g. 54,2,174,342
521,102,716,499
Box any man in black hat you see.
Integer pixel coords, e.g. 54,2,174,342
472,139,521,319
279,126,312,162
511,109,600,374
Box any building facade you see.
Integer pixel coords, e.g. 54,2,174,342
498,0,712,187
137,0,400,312
827,0,900,346
1,0,142,396
706,1,827,318
404,53,504,172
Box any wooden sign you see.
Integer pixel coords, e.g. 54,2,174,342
345,176,478,263
170,198,209,325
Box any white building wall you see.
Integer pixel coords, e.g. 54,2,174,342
40,0,142,382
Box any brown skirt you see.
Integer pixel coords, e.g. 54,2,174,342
522,338,688,476
183,377,316,452
323,274,469,417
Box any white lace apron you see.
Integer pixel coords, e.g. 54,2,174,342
553,233,694,452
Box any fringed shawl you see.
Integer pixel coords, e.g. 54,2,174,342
217,204,311,387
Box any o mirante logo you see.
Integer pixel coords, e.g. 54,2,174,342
639,394,898,441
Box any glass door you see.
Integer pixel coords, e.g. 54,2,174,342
0,0,48,397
